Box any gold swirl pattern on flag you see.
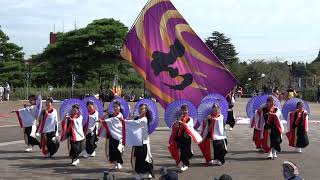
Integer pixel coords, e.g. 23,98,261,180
159,10,226,71
135,0,170,60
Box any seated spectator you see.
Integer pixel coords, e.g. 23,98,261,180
282,161,303,180
159,167,178,180
214,174,232,180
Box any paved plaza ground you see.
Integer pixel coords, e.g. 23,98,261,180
0,98,319,180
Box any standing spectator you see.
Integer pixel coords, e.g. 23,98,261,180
287,87,296,100
99,85,107,107
273,87,280,100
129,91,135,102
317,85,320,103
236,86,243,98
0,84,4,101
4,82,10,101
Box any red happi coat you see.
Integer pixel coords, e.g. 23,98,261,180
37,108,56,156
168,115,202,165
286,110,309,148
198,114,225,163
261,107,284,153
60,114,85,142
251,110,263,149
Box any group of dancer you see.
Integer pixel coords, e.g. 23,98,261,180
12,92,310,179
250,96,309,159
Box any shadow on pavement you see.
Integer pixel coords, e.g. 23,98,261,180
226,157,267,162
11,162,70,169
0,150,28,154
0,155,68,161
280,151,300,154
228,150,263,155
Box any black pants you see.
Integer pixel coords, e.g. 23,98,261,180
69,140,84,160
226,110,235,128
134,145,154,176
45,132,59,156
109,137,123,164
213,139,227,164
270,127,282,152
85,132,98,155
176,136,193,166
24,126,40,147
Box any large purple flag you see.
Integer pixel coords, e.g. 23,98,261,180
121,0,237,108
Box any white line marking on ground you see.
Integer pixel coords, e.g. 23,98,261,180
0,125,19,128
0,140,24,147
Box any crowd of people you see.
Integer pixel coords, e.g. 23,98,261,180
10,91,308,180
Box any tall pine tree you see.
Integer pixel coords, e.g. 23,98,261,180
205,31,239,65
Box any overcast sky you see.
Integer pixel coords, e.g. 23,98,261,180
0,0,319,62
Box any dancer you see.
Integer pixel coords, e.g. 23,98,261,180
83,100,99,157
12,94,40,152
37,97,59,158
199,103,228,166
61,104,85,166
260,96,284,159
128,104,154,179
99,101,124,169
286,102,309,153
168,105,202,171
225,90,236,131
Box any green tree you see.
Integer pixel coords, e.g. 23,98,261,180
205,31,239,65
0,26,26,87
313,50,320,62
291,62,310,78
31,18,143,89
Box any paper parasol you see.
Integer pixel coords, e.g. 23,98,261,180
251,95,281,116
35,95,42,120
282,98,310,120
108,97,130,119
246,96,257,118
59,98,88,126
134,99,159,134
164,100,198,128
197,98,228,123
82,96,104,119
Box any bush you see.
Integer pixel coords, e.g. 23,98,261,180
10,87,145,101
299,88,317,102
10,87,97,100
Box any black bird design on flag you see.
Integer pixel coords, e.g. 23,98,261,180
151,39,193,90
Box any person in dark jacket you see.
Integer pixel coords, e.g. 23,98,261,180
282,161,304,180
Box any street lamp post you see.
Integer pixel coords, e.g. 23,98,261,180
71,73,77,98
26,72,30,100
287,61,293,87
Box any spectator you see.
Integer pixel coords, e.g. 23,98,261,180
129,91,135,102
317,85,320,103
159,167,178,180
4,82,10,101
214,174,233,180
282,161,304,180
287,87,296,100
0,84,3,101
139,94,144,100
